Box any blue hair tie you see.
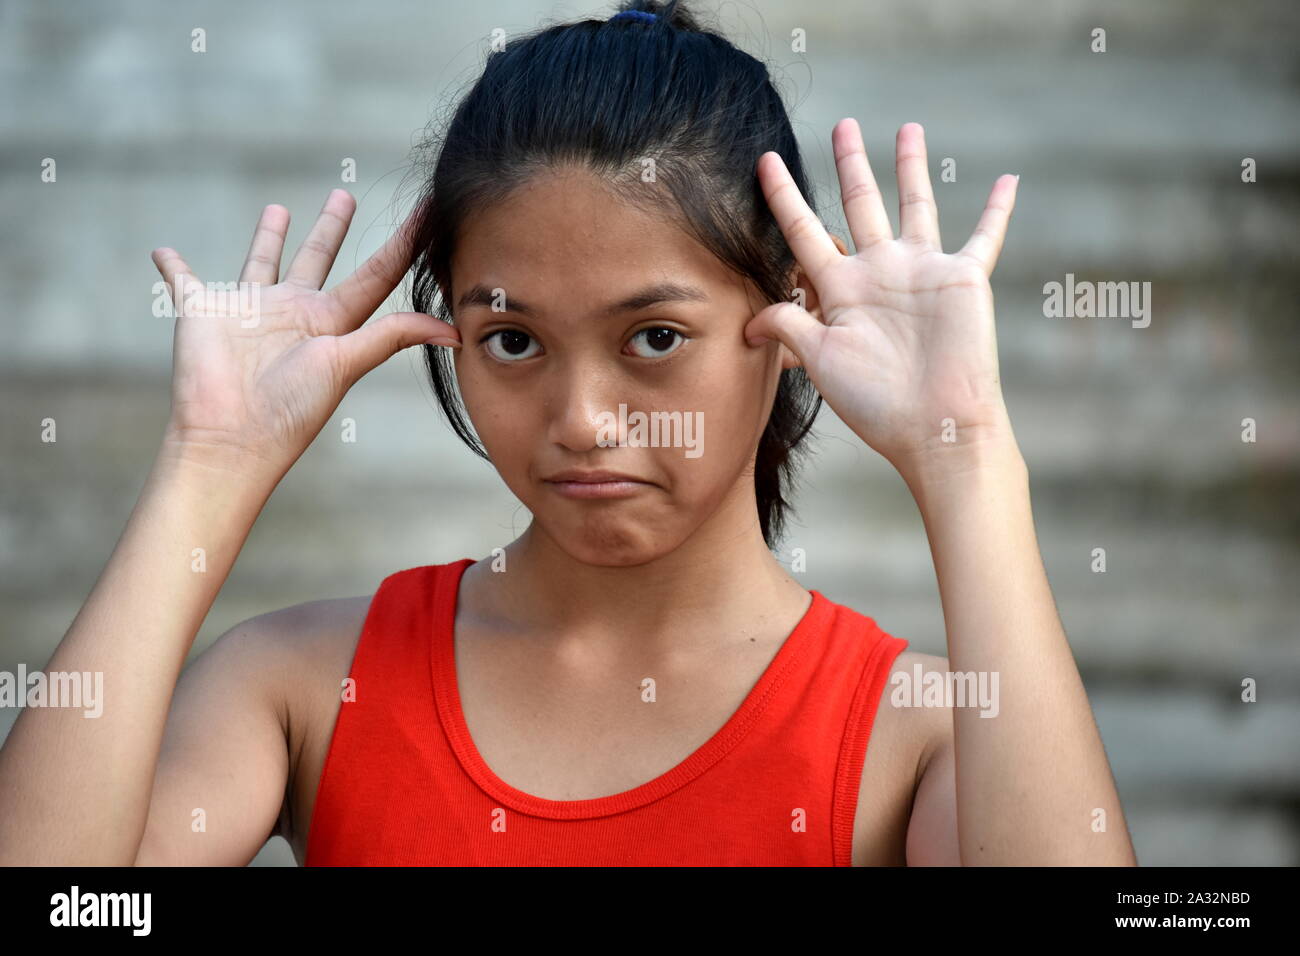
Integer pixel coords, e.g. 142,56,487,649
610,10,658,24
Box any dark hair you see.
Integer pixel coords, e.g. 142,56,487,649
405,0,824,550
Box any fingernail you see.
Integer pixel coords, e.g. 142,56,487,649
427,337,461,349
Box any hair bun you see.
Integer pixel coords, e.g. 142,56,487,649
612,0,704,33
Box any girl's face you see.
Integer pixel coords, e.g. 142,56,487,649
449,166,798,566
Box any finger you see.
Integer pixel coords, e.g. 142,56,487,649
757,151,842,285
239,204,290,285
743,301,827,369
336,312,461,382
283,188,356,289
327,210,420,330
895,123,941,250
151,247,204,313
957,174,1018,275
833,118,892,251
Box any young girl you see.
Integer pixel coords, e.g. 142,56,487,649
0,0,1136,866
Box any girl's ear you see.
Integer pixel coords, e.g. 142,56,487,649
777,232,849,369
789,231,850,322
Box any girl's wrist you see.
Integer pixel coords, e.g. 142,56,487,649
892,421,1027,500
151,433,285,513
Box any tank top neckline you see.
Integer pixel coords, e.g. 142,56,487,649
429,556,835,820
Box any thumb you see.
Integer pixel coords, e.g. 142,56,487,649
744,301,825,369
337,312,461,380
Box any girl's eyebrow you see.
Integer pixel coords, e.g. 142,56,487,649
455,281,709,319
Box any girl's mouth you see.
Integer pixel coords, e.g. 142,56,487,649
545,479,651,499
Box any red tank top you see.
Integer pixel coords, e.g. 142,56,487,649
305,557,908,866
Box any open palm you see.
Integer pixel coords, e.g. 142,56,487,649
153,190,459,479
746,121,1018,474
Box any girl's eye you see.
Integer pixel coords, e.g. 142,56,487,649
626,327,686,359
482,329,542,362
480,327,686,362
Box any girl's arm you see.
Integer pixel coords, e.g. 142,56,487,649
900,435,1136,864
747,120,1136,865
0,449,286,865
0,191,458,864
0,448,271,865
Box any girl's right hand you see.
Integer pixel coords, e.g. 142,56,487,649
151,189,459,481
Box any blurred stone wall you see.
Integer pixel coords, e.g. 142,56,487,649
1,0,1297,866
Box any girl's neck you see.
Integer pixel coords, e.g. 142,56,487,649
456,505,809,659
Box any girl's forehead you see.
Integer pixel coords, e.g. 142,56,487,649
467,176,683,250
453,179,743,302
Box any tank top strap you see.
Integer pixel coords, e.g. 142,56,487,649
830,611,910,864
304,560,458,864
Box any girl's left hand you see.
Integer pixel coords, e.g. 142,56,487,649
746,120,1020,480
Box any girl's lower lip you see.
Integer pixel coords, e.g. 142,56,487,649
546,480,650,499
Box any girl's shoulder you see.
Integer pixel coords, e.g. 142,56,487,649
852,649,959,865
227,593,374,716
224,592,375,864
882,650,955,767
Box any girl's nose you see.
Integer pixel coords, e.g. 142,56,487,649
545,367,626,453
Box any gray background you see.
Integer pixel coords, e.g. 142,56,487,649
1,0,1297,866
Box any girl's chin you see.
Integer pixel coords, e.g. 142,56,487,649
546,524,677,567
